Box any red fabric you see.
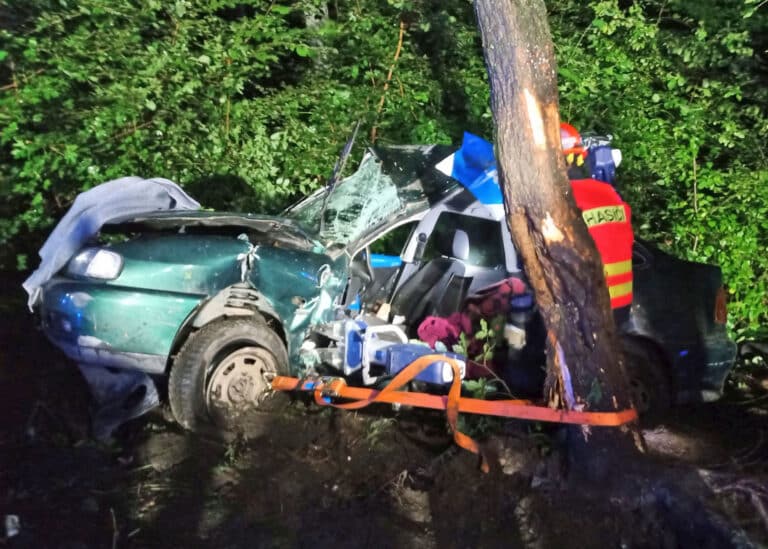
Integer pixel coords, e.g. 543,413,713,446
570,178,634,309
417,312,472,350
417,276,530,378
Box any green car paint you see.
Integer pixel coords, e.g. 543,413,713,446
39,151,451,376
111,235,249,295
41,231,348,374
43,281,203,358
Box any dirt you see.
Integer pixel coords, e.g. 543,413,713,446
1,274,767,548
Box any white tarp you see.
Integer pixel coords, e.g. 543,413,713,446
23,176,200,308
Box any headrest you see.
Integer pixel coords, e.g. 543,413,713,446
452,229,469,261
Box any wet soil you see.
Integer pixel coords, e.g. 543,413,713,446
1,275,767,548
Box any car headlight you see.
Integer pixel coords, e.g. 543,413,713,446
66,248,124,280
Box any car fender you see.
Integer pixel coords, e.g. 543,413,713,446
165,284,286,372
191,284,281,328
619,333,675,391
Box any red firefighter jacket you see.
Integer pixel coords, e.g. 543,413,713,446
570,178,634,309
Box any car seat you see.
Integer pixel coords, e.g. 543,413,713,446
390,229,473,330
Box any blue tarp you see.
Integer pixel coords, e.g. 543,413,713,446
441,131,621,198
436,132,503,206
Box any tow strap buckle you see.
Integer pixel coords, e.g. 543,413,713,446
294,376,348,402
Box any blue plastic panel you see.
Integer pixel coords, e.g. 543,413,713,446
370,253,403,268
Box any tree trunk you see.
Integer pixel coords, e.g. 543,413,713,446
473,0,641,466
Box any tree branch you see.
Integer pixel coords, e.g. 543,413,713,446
370,19,406,143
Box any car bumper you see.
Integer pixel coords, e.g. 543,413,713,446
43,333,168,374
673,335,737,404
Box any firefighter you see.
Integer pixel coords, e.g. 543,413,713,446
561,122,634,326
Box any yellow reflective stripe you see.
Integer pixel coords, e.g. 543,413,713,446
582,205,626,228
608,281,633,299
604,259,632,277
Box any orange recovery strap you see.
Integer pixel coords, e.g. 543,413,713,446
270,354,638,472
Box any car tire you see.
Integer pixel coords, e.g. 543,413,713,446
622,337,672,425
169,317,289,433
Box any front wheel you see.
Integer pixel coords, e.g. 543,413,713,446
169,317,289,433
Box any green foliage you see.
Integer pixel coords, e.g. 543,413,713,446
452,331,470,356
550,0,768,336
0,0,483,264
452,313,512,405
458,377,501,438
1,0,766,334
463,377,489,399
221,431,249,467
472,316,505,363
452,315,505,362
364,416,396,449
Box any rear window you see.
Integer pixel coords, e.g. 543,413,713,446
369,221,418,256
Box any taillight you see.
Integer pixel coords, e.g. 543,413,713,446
714,286,728,324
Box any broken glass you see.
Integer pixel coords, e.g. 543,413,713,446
286,154,404,246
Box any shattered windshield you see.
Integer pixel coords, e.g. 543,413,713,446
285,145,459,248
285,154,404,246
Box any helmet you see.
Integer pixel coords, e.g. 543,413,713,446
560,122,588,166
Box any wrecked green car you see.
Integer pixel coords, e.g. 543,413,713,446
32,142,737,432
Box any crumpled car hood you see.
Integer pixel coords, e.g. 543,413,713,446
104,210,325,254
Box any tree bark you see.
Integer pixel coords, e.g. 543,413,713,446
473,0,640,463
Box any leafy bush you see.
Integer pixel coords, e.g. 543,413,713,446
551,0,768,336
1,0,766,335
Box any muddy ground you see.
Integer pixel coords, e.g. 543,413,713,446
1,276,767,548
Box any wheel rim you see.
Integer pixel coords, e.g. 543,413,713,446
205,346,279,419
